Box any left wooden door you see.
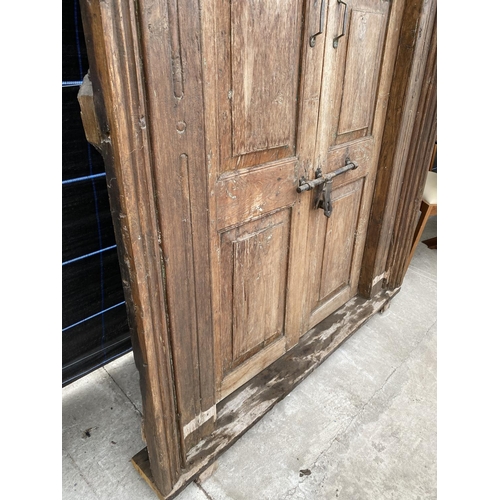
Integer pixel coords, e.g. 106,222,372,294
202,0,327,402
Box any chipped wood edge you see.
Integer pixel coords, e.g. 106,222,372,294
77,74,102,148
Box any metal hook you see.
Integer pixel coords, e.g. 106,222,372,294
333,0,348,48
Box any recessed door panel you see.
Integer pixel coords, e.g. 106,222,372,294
337,10,385,139
217,0,305,172
218,209,291,399
318,178,363,302
222,209,290,371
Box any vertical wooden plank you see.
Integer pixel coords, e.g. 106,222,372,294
136,0,216,454
386,15,437,288
358,0,437,298
78,0,182,494
285,0,331,345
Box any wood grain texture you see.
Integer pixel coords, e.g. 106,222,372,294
230,213,289,363
78,0,182,493
215,0,305,173
202,0,328,399
77,74,102,148
386,15,437,288
318,179,363,300
136,0,216,454
359,0,437,298
304,0,400,331
337,10,385,137
284,0,331,347
78,1,438,498
231,0,301,156
217,209,291,389
215,159,296,230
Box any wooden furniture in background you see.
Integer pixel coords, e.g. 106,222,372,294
406,143,438,269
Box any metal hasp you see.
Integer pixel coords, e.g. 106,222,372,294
297,158,358,217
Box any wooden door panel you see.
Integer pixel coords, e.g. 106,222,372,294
206,0,324,401
306,174,369,329
215,159,296,230
217,0,305,173
317,179,363,302
327,0,390,148
220,209,291,373
218,208,291,399
336,10,386,142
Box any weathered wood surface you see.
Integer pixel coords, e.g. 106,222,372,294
132,287,400,500
136,0,217,455
386,16,437,288
359,0,437,298
306,0,404,330
77,0,437,498
78,0,182,493
202,0,327,402
77,74,102,148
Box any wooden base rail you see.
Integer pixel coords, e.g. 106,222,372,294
132,288,400,500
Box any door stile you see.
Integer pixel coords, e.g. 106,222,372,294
78,0,183,494
284,0,333,348
199,0,225,409
358,0,437,298
135,0,217,455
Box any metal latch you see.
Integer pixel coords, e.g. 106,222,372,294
296,158,358,218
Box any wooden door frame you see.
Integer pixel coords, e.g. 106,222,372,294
77,0,437,497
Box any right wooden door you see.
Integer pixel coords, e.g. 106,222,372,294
302,0,393,331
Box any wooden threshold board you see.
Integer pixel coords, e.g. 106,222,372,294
132,287,400,499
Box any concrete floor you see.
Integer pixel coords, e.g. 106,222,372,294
62,216,437,500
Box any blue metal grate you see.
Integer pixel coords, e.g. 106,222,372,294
62,0,131,386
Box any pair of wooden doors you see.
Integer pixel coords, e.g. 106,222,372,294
79,0,437,495
204,0,393,401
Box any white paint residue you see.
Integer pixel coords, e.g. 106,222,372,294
183,406,217,438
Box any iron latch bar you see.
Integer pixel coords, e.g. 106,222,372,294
296,158,358,218
297,158,358,193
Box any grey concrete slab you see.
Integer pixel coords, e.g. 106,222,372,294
62,451,99,500
62,368,153,500
201,320,436,500
103,351,143,414
280,325,437,500
301,323,406,408
409,215,437,281
196,381,359,500
383,267,437,332
363,308,436,366
62,363,210,500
